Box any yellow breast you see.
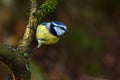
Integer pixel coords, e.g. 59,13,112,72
36,25,59,45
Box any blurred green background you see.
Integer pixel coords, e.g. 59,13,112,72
0,0,120,80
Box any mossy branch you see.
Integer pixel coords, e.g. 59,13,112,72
36,0,59,21
0,0,59,80
0,44,30,80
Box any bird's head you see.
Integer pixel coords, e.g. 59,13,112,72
41,21,68,37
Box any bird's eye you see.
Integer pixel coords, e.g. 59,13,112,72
60,27,65,30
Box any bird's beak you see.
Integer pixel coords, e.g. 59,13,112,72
65,29,68,32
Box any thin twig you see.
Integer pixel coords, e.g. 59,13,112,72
18,0,37,51
31,0,37,8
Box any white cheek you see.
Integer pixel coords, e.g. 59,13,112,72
44,23,51,29
54,27,65,36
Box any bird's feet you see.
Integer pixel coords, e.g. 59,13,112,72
29,26,36,31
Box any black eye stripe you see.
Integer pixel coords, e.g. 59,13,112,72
59,27,65,30
49,24,58,37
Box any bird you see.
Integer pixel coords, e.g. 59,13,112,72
28,21,67,53
36,21,68,48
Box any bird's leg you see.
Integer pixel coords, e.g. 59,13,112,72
37,40,42,48
27,46,39,53
37,39,47,48
27,40,41,53
29,26,36,31
27,39,46,53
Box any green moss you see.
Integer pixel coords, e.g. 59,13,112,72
36,0,59,22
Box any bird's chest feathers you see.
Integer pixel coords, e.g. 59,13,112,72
36,25,59,45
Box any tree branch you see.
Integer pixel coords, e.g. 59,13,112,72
18,0,37,51
0,44,30,80
0,0,59,80
36,0,59,22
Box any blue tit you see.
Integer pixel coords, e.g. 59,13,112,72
36,21,68,48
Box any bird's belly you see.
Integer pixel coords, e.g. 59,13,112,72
36,26,59,45
44,36,59,45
